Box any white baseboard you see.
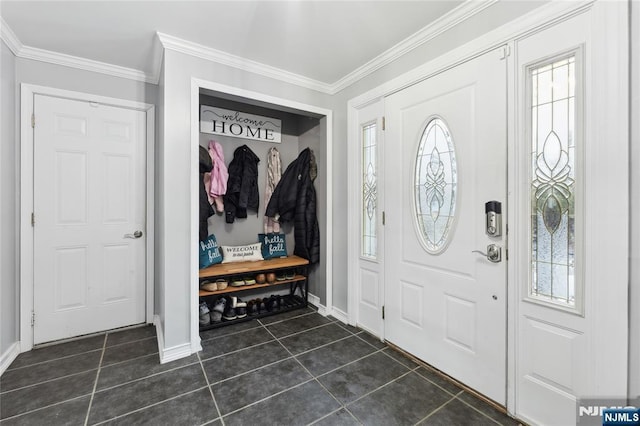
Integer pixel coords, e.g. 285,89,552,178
308,293,350,325
308,293,328,316
153,315,194,364
330,306,349,325
1,342,21,375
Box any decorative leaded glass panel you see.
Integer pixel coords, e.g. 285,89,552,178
362,123,377,258
530,55,576,307
414,118,457,253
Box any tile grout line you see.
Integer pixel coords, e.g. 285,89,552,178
92,359,201,394
3,348,105,373
200,317,340,362
84,334,108,426
261,319,340,341
93,350,161,370
256,309,319,326
379,347,422,370
263,322,358,424
342,369,415,409
6,332,157,373
413,368,467,397
208,353,296,387
314,347,388,380
216,319,349,421
197,352,225,426
412,391,462,425
0,394,93,423
199,324,264,342
220,376,318,419
90,386,210,426
0,367,100,395
200,337,278,363
453,393,506,426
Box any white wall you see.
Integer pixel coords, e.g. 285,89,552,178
16,58,157,106
1,39,18,358
630,0,639,402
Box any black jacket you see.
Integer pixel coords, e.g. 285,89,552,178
199,146,214,241
224,145,260,223
266,148,320,264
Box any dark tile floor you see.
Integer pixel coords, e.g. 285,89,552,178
0,308,523,425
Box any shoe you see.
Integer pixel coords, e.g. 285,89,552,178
200,281,218,292
273,295,282,310
211,310,222,323
223,304,237,321
263,297,273,312
236,305,247,319
231,278,245,287
276,272,287,281
243,276,256,285
247,300,257,316
212,297,226,314
215,278,228,290
285,270,295,280
199,301,210,326
235,298,247,308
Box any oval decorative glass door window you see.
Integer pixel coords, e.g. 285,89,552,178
414,117,457,253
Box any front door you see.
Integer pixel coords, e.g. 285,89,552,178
384,47,507,403
33,94,147,344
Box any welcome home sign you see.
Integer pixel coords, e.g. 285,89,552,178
201,106,282,143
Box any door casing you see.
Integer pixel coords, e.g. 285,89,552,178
19,84,156,352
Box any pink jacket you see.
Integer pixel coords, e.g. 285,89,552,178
208,141,228,211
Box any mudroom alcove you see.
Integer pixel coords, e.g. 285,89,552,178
190,82,333,342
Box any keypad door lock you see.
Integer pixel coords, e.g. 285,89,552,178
485,201,502,237
472,244,502,263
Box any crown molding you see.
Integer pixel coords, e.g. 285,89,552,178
1,18,156,84
156,32,333,94
0,17,22,55
18,45,155,84
330,0,498,94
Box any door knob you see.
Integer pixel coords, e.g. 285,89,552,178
472,244,501,263
124,230,143,239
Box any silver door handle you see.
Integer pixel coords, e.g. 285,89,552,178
472,244,501,263
124,230,143,239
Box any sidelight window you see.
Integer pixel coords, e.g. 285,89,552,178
362,123,377,259
528,52,580,309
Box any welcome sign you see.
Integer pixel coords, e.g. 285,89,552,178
201,106,282,143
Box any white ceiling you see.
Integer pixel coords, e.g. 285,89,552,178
0,1,464,86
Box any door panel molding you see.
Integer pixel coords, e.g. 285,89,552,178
20,84,155,352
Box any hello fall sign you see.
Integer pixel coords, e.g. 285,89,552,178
200,106,282,143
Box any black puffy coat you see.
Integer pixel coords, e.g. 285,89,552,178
266,148,320,264
199,146,214,241
224,145,260,223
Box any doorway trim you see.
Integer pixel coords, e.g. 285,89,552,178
347,0,610,416
19,84,156,352
189,78,334,353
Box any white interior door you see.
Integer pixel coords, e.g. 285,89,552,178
33,94,146,344
384,48,507,403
